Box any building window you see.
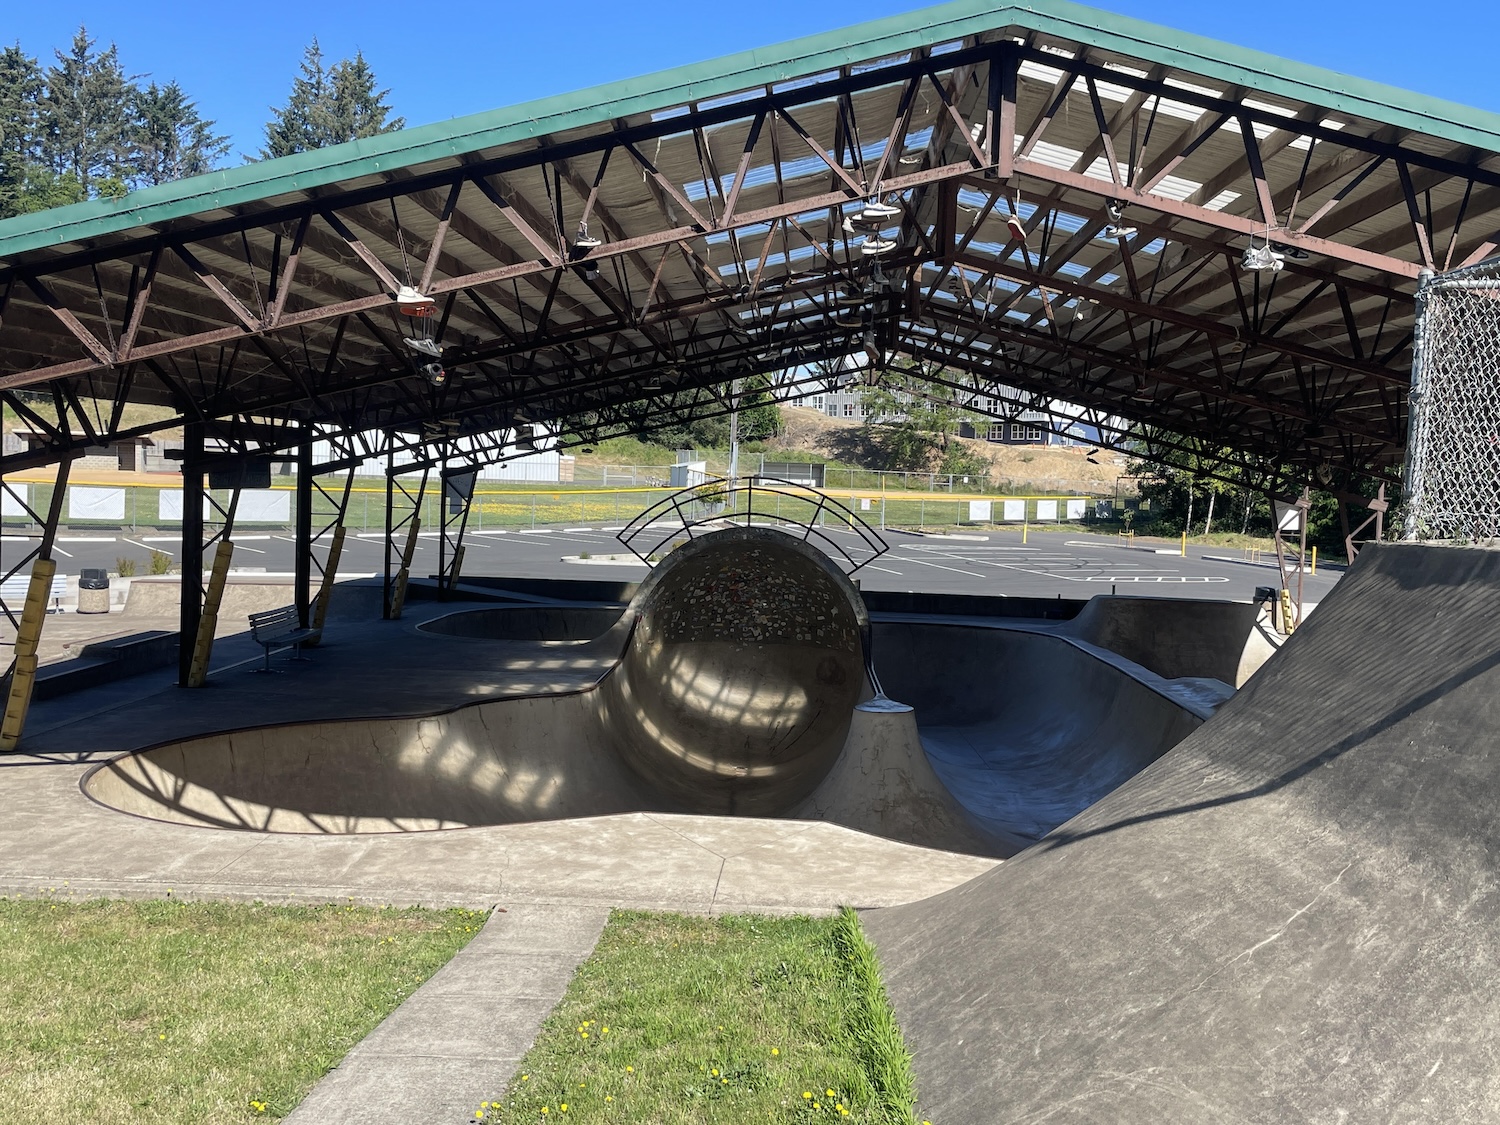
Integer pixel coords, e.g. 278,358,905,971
1016,425,1045,443
809,395,825,411
988,421,1006,441
843,403,857,417
827,403,840,417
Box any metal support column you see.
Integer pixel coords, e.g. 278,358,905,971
178,423,205,686
294,430,313,627
1270,488,1310,634
303,460,356,644
0,455,74,751
383,465,429,620
438,468,477,597
183,462,245,688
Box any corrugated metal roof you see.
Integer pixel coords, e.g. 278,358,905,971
2,0,1498,262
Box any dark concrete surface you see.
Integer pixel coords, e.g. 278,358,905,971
863,543,1500,1124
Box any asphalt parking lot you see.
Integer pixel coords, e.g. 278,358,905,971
13,521,1339,604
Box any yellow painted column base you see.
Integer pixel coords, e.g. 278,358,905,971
0,559,57,751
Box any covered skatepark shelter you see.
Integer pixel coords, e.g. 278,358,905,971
4,0,1500,733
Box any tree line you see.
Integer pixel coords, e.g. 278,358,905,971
0,29,402,219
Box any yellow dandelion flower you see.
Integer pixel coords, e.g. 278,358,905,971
803,1092,812,1100
605,1095,613,1102
626,1066,634,1073
581,1032,589,1039
721,1078,728,1085
560,1104,568,1112
711,1069,719,1077
474,1112,483,1120
601,1027,610,1034
771,1048,780,1056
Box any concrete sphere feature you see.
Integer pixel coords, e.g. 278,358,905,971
601,527,868,816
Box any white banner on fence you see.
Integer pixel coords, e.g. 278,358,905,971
158,490,183,521
1066,498,1086,520
1036,499,1059,521
1,483,28,517
1003,499,1025,521
238,490,291,523
69,486,125,521
968,500,992,522
859,498,871,511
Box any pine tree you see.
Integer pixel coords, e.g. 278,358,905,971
261,40,404,159
129,81,228,185
38,27,133,195
0,44,45,216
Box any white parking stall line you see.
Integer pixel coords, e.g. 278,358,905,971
58,536,117,543
470,530,509,536
235,545,267,554
123,538,165,553
518,529,553,535
141,535,181,543
51,546,74,558
863,564,904,576
1083,575,1229,583
564,527,594,532
883,555,986,578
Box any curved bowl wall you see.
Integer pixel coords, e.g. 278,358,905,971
417,606,625,642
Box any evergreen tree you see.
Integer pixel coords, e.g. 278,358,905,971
261,40,403,159
129,81,228,185
38,27,133,195
0,44,46,216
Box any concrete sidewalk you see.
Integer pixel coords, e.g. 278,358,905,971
285,905,610,1125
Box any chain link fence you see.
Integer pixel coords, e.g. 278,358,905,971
1407,259,1500,540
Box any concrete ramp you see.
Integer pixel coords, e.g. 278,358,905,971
863,544,1500,1123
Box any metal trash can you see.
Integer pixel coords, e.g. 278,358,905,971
78,568,110,614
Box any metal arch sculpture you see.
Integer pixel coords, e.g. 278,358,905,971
615,475,889,574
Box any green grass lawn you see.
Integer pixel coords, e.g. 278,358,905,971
0,895,484,1124
471,908,926,1125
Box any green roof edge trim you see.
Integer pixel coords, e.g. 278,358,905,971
3,0,1499,263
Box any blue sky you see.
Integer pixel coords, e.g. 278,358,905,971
7,0,1499,159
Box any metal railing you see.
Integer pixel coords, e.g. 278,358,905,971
616,476,889,573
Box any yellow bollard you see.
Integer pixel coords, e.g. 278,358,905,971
0,559,57,751
1181,531,1187,557
1022,519,1028,544
1311,546,1317,575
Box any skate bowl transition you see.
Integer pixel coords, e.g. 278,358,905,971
84,527,1218,855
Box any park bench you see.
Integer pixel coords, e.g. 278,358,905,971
248,605,320,671
0,573,70,613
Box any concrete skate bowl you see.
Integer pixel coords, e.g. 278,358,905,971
82,530,1208,855
872,621,1205,854
83,528,875,834
418,605,626,643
